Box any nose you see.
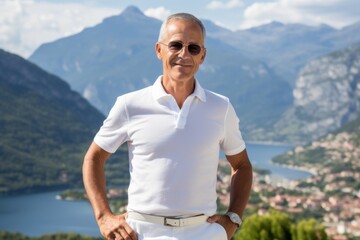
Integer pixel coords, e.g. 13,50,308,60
178,44,191,57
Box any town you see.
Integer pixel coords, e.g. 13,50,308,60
216,132,360,240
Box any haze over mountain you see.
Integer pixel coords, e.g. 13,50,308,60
30,6,161,113
207,20,360,85
29,6,292,141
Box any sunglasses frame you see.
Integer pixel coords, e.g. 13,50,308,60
158,41,205,56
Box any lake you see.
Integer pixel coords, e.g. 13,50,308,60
0,143,311,237
246,143,311,180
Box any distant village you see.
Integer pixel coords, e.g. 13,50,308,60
216,131,360,240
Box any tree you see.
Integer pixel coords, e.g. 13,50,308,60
292,219,327,240
234,210,291,240
234,210,327,240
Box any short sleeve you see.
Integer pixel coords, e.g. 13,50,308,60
94,96,130,153
220,101,246,156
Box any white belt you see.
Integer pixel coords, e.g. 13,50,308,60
127,212,208,227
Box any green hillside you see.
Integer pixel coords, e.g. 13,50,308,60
272,115,360,197
0,49,129,194
273,116,360,171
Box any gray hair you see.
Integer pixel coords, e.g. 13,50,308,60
158,13,206,42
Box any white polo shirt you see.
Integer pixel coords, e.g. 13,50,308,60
94,76,245,217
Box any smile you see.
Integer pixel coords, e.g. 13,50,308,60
173,63,192,67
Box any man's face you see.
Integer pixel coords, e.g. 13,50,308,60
156,20,206,84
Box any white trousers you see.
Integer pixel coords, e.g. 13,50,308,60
126,218,227,240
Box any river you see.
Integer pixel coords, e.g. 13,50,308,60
0,143,311,237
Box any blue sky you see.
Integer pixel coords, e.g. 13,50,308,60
1,0,360,57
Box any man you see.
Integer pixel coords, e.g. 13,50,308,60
83,13,252,240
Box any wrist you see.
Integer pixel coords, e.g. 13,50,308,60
95,209,113,223
225,212,242,228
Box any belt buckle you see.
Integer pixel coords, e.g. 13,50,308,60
164,217,182,227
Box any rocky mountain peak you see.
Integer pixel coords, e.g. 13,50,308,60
121,5,145,18
100,5,150,27
275,42,360,142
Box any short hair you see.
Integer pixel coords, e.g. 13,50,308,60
158,13,206,42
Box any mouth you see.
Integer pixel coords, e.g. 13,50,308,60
173,62,192,67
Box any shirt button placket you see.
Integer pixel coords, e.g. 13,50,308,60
176,113,186,129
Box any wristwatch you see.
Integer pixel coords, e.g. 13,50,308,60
226,212,242,227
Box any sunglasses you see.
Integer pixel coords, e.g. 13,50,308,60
158,41,205,56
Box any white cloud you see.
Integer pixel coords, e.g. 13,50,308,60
0,0,119,58
239,0,360,29
144,7,171,21
285,0,344,7
207,0,243,10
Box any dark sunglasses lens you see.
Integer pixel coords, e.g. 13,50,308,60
188,44,201,55
167,42,202,55
168,42,183,51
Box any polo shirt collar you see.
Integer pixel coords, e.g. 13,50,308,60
152,76,206,102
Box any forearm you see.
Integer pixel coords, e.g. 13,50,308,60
208,153,252,238
228,163,253,218
82,143,112,221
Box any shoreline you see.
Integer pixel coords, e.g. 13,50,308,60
273,162,318,176
0,186,70,197
247,140,301,147
220,143,312,181
248,141,316,180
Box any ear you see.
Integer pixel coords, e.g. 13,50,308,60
199,48,206,64
155,42,162,60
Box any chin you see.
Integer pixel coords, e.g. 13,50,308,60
172,71,194,80
172,75,194,83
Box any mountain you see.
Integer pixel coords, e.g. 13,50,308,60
29,5,162,113
29,6,292,141
207,21,360,85
268,42,360,143
324,21,360,49
0,49,128,193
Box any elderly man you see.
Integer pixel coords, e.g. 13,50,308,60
83,12,252,240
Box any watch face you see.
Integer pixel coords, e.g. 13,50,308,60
227,212,242,225
231,214,241,223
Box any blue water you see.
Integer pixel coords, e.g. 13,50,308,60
0,143,310,237
0,191,101,237
246,143,311,180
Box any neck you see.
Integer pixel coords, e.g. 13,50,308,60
161,77,195,109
